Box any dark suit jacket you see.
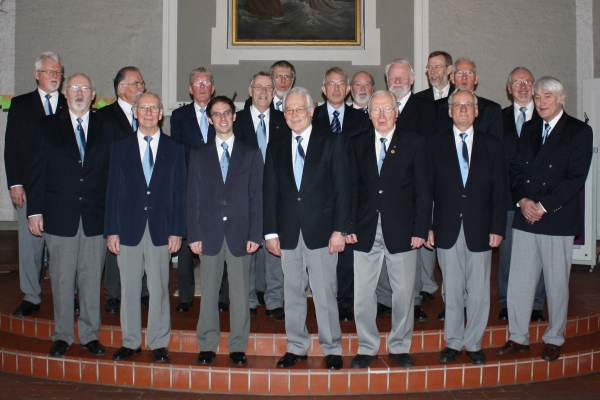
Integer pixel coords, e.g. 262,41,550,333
4,89,67,192
263,126,351,250
187,138,263,257
27,111,111,237
414,83,455,102
233,102,289,149
396,94,438,141
510,112,593,236
436,95,503,140
430,128,506,252
350,128,433,253
312,103,371,140
104,133,186,246
170,102,216,165
95,101,135,142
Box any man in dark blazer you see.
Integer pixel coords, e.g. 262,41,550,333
497,77,593,362
415,51,455,102
350,71,375,111
264,87,351,370
427,88,506,366
498,67,546,322
105,92,186,363
4,52,66,317
28,73,111,358
312,67,370,322
189,96,263,367
170,67,216,313
234,72,289,320
95,66,149,314
347,90,433,369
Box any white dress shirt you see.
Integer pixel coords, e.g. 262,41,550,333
273,95,284,111
215,134,235,159
375,126,395,166
543,110,564,138
433,83,451,100
137,129,160,163
118,97,136,127
69,110,90,140
453,125,474,167
38,88,59,113
250,105,271,142
513,101,534,123
326,102,345,131
397,92,411,114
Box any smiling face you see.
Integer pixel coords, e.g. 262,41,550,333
387,63,414,100
426,54,452,89
207,100,236,138
284,92,313,134
249,75,274,113
534,89,565,123
35,57,63,93
508,69,534,106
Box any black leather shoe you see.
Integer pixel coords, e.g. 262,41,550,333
250,308,257,317
49,340,69,357
13,300,40,316
325,355,343,370
112,346,141,361
531,309,546,322
141,295,150,309
81,340,105,356
230,352,247,366
466,350,487,365
389,353,414,367
439,347,462,363
104,298,121,313
339,308,354,322
376,303,392,318
420,291,435,305
542,343,561,362
218,302,229,312
276,352,307,368
414,306,428,321
74,298,80,315
266,307,285,321
153,347,170,362
438,308,445,320
498,307,508,320
197,351,217,364
256,291,266,306
350,354,378,368
176,302,192,312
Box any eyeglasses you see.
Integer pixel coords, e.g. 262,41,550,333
352,82,373,88
192,80,212,87
450,102,476,110
210,110,233,118
38,70,63,77
325,81,347,88
121,81,146,88
511,80,533,87
66,85,93,92
369,107,397,116
251,85,274,92
454,70,475,77
274,74,293,81
133,105,161,114
284,107,310,115
425,65,446,72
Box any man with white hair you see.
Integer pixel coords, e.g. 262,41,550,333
497,77,593,362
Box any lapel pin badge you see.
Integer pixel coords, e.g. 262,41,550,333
391,150,395,154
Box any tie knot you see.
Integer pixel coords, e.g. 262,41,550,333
276,100,282,107
200,108,206,114
221,142,228,151
76,117,82,124
296,136,303,144
380,137,387,144
397,102,402,107
460,132,468,142
333,110,340,117
519,107,527,113
45,94,52,100
258,113,265,121
544,123,551,133
144,136,152,144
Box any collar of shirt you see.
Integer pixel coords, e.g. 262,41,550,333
69,110,90,139
544,109,563,137
117,97,135,125
375,126,395,165
291,125,312,160
397,92,411,113
194,102,207,120
453,125,474,165
326,102,345,130
216,134,235,160
352,102,368,110
513,101,534,123
250,105,271,140
137,129,160,163
38,87,59,112
433,83,451,100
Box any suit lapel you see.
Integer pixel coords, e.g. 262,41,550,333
364,129,379,181
224,139,244,187
187,103,204,144
341,104,354,138
379,130,399,178
30,91,47,120
58,112,83,164
300,128,324,193
531,113,567,169
83,113,102,169
113,102,133,133
466,132,485,189
440,129,464,187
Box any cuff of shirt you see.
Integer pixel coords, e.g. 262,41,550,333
264,233,278,240
28,214,42,218
538,202,547,213
10,185,23,188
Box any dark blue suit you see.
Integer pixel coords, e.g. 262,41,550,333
170,102,216,165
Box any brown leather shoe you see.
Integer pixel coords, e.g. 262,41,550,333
496,340,530,355
541,343,561,362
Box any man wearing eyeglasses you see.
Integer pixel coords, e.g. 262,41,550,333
233,72,289,321
5,52,67,318
106,92,186,363
497,68,546,323
347,90,432,369
415,51,455,102
96,66,149,314
270,60,296,111
427,88,506,365
350,71,375,112
28,73,113,358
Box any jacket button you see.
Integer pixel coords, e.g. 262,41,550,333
549,165,552,168
80,178,83,182
298,198,301,201
526,180,530,183
542,183,546,186
459,213,463,217
376,209,379,213
379,190,383,194
223,216,227,221
462,194,466,198
78,160,81,164
79,197,82,200
526,161,529,164
147,191,151,195
144,207,147,210
223,201,227,205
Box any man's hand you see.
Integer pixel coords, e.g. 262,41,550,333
247,241,260,253
411,237,425,249
107,235,120,255
489,234,503,248
519,198,544,224
10,186,26,208
28,215,44,237
345,234,358,244
168,236,182,253
189,241,202,255
328,232,346,254
424,230,435,250
266,238,281,257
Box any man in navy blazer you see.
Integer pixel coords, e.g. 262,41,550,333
170,67,216,313
189,96,263,367
105,92,186,363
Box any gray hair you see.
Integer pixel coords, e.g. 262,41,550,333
133,91,163,109
249,71,275,87
63,73,95,91
269,60,296,79
507,67,534,86
448,87,478,107
367,90,397,110
384,58,415,79
533,76,565,99
35,51,63,71
189,67,214,86
283,87,313,110
322,67,350,86
351,70,375,86
113,66,141,96
454,57,477,75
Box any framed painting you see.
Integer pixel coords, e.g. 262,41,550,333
231,0,362,46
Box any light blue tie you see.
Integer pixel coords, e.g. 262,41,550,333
257,114,267,161
542,123,551,144
397,101,402,108
143,136,154,185
459,132,469,186
331,110,341,134
131,107,138,133
378,137,387,175
516,106,527,136
220,142,230,182
276,100,282,111
294,136,305,190
200,108,208,143
76,118,86,164
44,94,52,116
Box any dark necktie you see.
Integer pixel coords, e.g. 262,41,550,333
294,136,305,190
378,137,387,175
459,132,469,186
331,110,341,134
276,100,282,111
44,94,52,116
220,142,230,182
256,114,267,161
359,107,367,113
76,118,86,163
542,123,551,144
143,136,154,185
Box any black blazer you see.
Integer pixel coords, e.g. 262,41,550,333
312,103,371,140
397,94,438,141
27,111,111,237
104,133,186,246
95,101,135,142
170,102,216,165
436,95,503,140
233,102,289,149
430,128,506,252
350,128,433,253
263,126,351,250
4,89,67,192
187,138,264,257
510,112,593,236
414,83,455,102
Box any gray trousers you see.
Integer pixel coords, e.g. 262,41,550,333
17,203,45,304
104,249,148,301
282,232,342,356
118,225,171,350
498,210,546,309
507,229,573,347
354,218,416,355
250,244,284,309
197,239,251,352
45,221,105,345
437,224,491,352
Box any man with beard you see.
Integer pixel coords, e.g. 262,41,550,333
415,51,454,101
350,71,375,112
